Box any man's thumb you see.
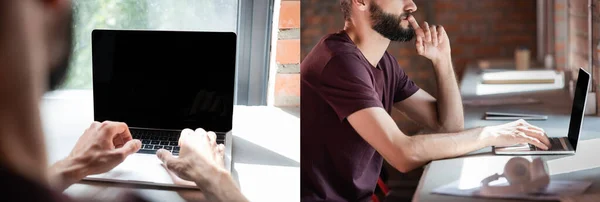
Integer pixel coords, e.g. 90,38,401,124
118,139,142,155
157,149,179,170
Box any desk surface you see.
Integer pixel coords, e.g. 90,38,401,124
41,90,299,202
414,66,600,202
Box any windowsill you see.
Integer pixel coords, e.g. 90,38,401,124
43,89,93,100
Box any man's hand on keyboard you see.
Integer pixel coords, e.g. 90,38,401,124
482,119,551,150
156,128,249,202
156,128,226,189
48,121,142,191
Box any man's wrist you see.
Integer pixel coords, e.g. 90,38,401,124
432,54,452,68
478,126,494,147
195,167,243,201
48,157,86,190
194,166,232,192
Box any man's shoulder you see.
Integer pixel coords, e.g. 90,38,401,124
302,32,366,80
304,32,361,62
321,32,359,56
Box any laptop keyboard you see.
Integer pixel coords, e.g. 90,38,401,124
130,128,226,156
530,137,565,151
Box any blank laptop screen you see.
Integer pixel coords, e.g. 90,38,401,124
92,30,236,132
567,68,590,150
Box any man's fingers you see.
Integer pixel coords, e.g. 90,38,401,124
431,25,438,46
518,132,548,150
525,124,546,134
97,121,133,142
113,136,125,148
194,128,207,135
215,144,225,168
515,120,546,134
416,36,424,54
207,131,217,147
194,128,208,143
424,21,431,42
408,16,425,38
157,149,181,172
517,127,551,148
179,128,194,146
111,139,141,160
437,25,445,44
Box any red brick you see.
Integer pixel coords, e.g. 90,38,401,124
555,2,566,10
569,0,588,16
451,47,464,55
555,42,566,52
455,36,481,44
279,1,300,29
434,1,467,11
441,24,461,33
274,73,300,97
397,58,410,68
455,13,484,22
398,48,417,56
497,35,533,45
277,39,300,64
492,24,525,32
570,16,589,35
472,45,503,57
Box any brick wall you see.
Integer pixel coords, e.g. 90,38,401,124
301,0,537,97
274,0,301,107
565,0,599,113
566,0,599,81
555,0,569,71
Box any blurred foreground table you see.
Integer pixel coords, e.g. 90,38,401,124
41,90,300,202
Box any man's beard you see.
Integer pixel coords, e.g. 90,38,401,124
370,3,415,42
48,12,73,91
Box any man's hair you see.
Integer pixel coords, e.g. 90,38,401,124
340,0,352,20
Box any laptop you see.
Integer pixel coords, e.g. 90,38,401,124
86,29,236,188
494,67,590,155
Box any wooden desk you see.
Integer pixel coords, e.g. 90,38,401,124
41,90,300,202
413,66,600,202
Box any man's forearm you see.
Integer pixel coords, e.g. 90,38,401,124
198,168,248,202
389,127,491,173
432,56,464,132
403,127,490,170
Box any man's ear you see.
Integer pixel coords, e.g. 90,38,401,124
353,0,369,12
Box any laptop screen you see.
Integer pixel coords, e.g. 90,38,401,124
567,68,590,150
92,30,236,132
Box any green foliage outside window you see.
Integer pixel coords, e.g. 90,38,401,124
62,0,237,89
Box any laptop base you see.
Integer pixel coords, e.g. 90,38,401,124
83,132,232,188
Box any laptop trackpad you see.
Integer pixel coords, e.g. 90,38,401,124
85,153,196,188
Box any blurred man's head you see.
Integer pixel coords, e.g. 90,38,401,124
341,0,417,42
0,0,73,91
44,0,74,90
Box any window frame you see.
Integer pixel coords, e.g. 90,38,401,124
51,0,275,106
235,0,275,106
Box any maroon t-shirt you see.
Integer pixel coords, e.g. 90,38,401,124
0,164,75,202
300,31,419,201
0,163,147,202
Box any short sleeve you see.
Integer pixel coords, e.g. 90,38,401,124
393,65,419,103
316,54,384,121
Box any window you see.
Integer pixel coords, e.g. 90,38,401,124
63,0,238,89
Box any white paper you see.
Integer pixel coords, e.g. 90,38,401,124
476,71,564,96
432,180,592,201
482,70,558,82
